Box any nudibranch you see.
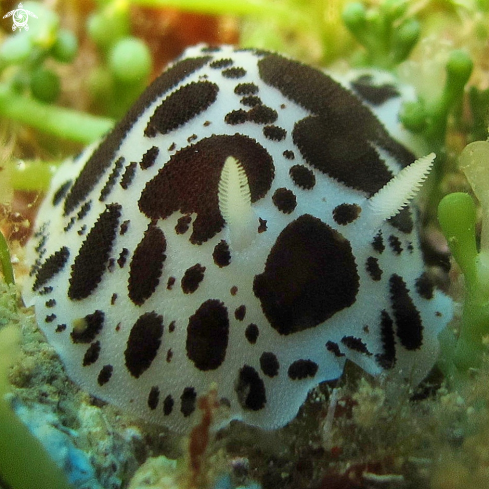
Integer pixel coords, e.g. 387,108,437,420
23,44,453,433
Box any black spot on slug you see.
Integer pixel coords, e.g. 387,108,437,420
186,299,229,371
145,81,218,137
180,387,197,417
68,204,121,300
33,247,70,292
253,214,358,335
128,223,166,306
71,310,105,344
260,352,279,377
181,264,206,294
139,135,273,244
389,274,423,350
288,359,318,380
125,312,164,378
236,365,266,411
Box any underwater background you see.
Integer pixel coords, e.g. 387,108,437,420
1,0,489,488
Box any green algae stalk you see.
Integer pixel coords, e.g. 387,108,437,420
438,192,488,372
0,324,74,489
438,140,489,373
9,160,60,192
342,0,420,69
0,230,15,286
459,141,489,267
0,83,114,144
426,50,473,150
438,192,478,289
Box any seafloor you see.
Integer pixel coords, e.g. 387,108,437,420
3,269,489,489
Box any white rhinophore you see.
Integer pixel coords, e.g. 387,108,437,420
368,152,436,225
218,156,256,251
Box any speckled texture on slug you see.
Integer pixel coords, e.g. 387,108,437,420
23,44,452,433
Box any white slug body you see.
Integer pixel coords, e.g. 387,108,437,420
24,45,452,433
